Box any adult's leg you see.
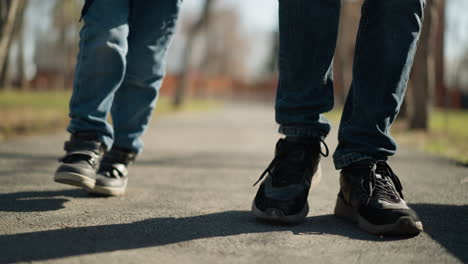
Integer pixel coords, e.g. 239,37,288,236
110,0,182,153
67,0,131,149
252,0,341,224
333,0,425,169
275,0,341,139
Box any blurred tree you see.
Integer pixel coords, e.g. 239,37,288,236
264,30,279,78
197,8,248,96
458,49,468,86
335,0,362,105
0,0,27,89
434,0,446,108
203,9,246,78
173,0,215,108
15,2,27,90
52,0,81,90
408,0,443,129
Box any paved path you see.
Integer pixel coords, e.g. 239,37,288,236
0,104,467,263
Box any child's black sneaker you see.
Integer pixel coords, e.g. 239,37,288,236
89,146,136,196
252,137,328,224
54,132,104,189
334,160,423,236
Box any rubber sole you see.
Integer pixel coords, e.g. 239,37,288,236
334,195,423,236
88,179,128,196
54,171,95,190
251,163,322,224
252,200,309,224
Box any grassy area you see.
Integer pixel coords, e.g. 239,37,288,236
392,109,468,165
0,90,219,141
324,107,468,165
417,110,468,165
430,110,467,139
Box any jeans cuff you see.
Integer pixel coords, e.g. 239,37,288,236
278,126,326,139
98,135,113,152
333,152,379,170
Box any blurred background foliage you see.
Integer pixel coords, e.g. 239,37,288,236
0,0,467,164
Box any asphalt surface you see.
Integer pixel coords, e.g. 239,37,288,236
0,103,467,264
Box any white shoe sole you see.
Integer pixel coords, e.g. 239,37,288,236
88,179,128,196
54,172,95,190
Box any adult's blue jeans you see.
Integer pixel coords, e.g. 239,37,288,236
275,0,425,169
67,0,181,153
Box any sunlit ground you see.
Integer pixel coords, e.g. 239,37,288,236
0,90,219,140
394,109,468,165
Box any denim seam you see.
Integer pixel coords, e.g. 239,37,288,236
345,1,368,132
70,26,89,107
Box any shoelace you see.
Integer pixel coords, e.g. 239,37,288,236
98,149,135,178
99,162,125,178
253,138,329,186
362,161,404,202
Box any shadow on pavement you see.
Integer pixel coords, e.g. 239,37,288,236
0,189,90,212
410,203,468,264
0,188,466,263
0,209,419,263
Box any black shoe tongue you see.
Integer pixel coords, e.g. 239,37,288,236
281,140,315,162
273,152,308,186
286,150,306,163
63,154,91,164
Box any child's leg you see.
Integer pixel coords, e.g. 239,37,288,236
110,0,182,153
252,0,341,224
55,0,131,189
67,0,131,149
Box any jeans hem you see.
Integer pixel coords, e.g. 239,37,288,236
333,152,379,170
278,126,326,139
66,127,113,151
98,135,113,151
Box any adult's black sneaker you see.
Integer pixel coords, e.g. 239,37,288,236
89,146,136,196
54,132,104,189
252,137,328,224
334,160,423,236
